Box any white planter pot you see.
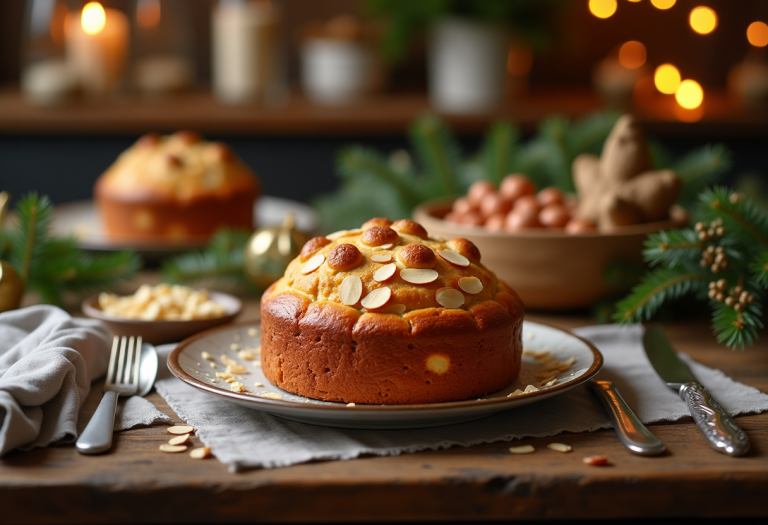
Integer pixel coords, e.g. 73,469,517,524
428,17,510,113
301,39,380,104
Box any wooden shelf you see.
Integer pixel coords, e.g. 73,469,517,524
1,87,767,137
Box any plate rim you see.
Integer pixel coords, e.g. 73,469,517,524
167,320,603,413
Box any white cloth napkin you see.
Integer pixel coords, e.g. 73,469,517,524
0,305,169,456
154,324,768,472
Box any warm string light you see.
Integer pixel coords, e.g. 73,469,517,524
690,6,717,35
650,0,676,9
675,79,704,109
618,41,646,69
654,64,681,94
589,0,617,19
81,2,106,35
747,21,768,47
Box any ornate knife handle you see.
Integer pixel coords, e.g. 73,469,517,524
680,382,750,456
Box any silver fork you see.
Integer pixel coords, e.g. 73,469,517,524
76,336,142,454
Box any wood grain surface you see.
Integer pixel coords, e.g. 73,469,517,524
1,303,767,523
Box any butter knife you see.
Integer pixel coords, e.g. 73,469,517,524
643,325,750,456
588,379,665,455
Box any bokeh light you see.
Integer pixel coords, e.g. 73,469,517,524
651,0,676,10
137,0,161,29
507,45,533,76
675,79,704,109
654,64,681,94
747,21,768,47
618,41,646,69
589,0,617,19
689,7,717,34
627,0,641,2
81,2,106,35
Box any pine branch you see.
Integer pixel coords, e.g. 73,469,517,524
480,121,520,185
6,193,54,286
711,299,763,350
750,250,768,287
409,114,462,196
336,146,422,208
643,229,702,268
674,144,731,205
614,267,711,324
162,229,254,291
700,186,768,248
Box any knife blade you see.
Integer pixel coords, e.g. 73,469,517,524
588,379,665,455
643,325,750,456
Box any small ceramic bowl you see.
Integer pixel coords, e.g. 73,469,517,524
82,291,243,345
414,199,686,311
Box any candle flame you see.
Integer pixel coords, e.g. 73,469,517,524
82,2,106,35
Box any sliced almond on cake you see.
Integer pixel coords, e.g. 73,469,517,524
400,268,438,285
370,253,392,263
437,249,470,267
458,276,483,294
361,287,391,309
340,275,363,305
301,253,325,274
373,263,397,282
435,287,464,309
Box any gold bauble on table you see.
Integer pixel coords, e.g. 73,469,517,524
0,191,23,313
245,213,308,289
0,261,23,313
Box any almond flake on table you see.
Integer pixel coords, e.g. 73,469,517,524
159,444,188,453
583,455,609,466
254,382,264,387
247,328,258,337
507,389,524,397
168,434,191,446
346,403,356,407
230,343,240,351
261,392,283,400
189,447,212,459
215,372,232,379
230,381,246,392
201,351,214,361
167,425,194,435
547,443,572,453
523,385,539,393
238,349,257,360
509,445,535,454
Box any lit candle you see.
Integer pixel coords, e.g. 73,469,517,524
66,2,129,97
212,0,281,104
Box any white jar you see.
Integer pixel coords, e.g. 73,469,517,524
301,39,378,104
428,17,509,114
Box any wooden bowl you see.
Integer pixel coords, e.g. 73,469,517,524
82,291,243,345
414,199,686,311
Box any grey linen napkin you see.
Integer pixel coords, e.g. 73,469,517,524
0,305,169,456
154,324,768,472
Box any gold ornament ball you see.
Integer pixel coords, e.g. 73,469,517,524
0,261,23,313
245,214,308,289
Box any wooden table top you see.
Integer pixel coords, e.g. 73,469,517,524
1,296,767,524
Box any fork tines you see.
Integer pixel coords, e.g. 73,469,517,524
106,335,142,389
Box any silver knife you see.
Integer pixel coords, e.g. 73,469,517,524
588,379,665,455
643,325,750,456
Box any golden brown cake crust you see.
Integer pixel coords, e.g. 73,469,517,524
260,219,525,404
95,131,259,243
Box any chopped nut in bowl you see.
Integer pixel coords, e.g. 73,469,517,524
82,284,242,345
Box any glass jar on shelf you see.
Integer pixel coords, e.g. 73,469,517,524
21,0,78,104
211,0,287,106
132,0,195,96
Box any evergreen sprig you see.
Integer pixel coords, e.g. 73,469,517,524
162,229,255,292
0,193,140,304
615,186,768,349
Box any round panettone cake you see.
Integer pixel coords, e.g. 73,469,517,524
260,218,524,404
95,131,259,243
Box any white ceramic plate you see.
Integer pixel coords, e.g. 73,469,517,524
167,321,603,429
50,196,319,254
